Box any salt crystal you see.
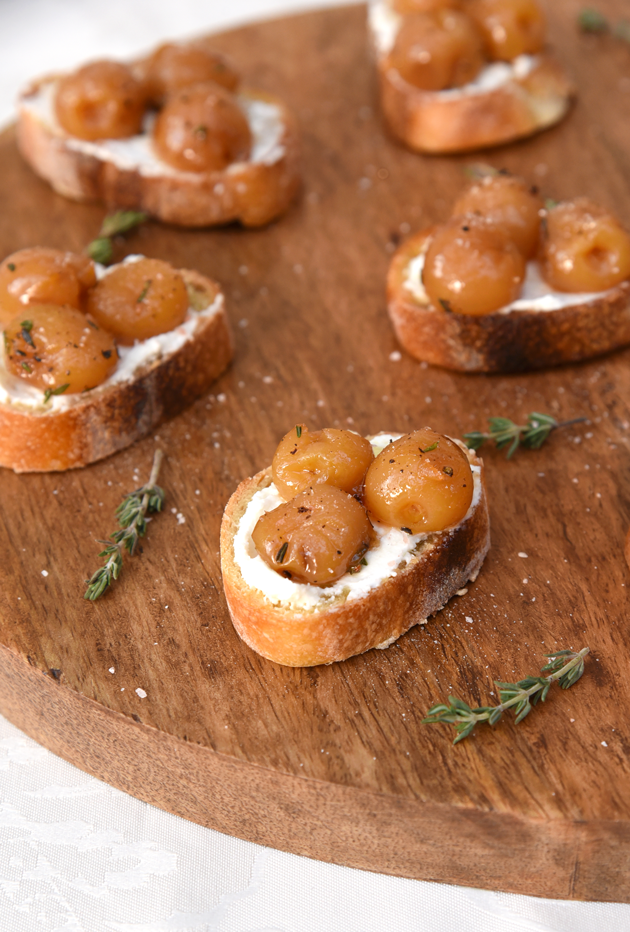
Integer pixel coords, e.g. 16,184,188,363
136,688,147,699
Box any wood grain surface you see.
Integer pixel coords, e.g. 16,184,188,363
1,1,630,901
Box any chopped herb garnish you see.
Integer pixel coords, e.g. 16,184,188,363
20,321,35,347
400,527,413,534
276,542,289,564
194,125,208,139
21,362,32,372
43,383,70,403
438,298,453,314
296,425,302,438
544,198,558,211
137,279,152,303
7,263,15,272
443,465,454,476
419,441,439,454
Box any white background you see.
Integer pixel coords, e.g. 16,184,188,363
1,1,630,929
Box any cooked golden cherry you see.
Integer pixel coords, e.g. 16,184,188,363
55,60,146,140
252,485,374,586
0,248,96,325
423,215,525,315
272,425,374,499
468,0,545,61
85,258,188,344
3,304,117,394
386,9,485,91
539,198,630,293
452,172,543,258
152,82,251,173
392,0,461,12
135,42,239,105
363,429,473,534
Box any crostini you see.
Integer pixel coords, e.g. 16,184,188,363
368,0,574,153
220,425,490,667
0,248,232,472
387,172,630,371
17,41,301,228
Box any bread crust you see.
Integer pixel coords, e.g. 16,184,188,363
220,454,490,667
388,230,630,373
0,269,233,472
17,79,301,228
377,54,574,153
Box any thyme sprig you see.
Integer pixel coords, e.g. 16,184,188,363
84,450,165,600
578,9,630,43
87,210,147,265
578,8,609,32
464,412,587,459
423,648,590,744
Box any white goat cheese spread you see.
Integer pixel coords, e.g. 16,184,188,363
21,80,286,172
0,256,223,412
368,0,536,93
233,433,481,612
403,249,613,314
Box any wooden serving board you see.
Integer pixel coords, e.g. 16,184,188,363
1,1,630,902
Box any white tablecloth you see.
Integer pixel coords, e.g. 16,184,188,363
1,2,629,928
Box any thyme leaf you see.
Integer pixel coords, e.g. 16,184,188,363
86,210,147,266
43,383,70,403
84,450,165,600
463,412,587,459
423,647,590,744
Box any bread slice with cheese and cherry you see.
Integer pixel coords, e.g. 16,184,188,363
220,425,490,667
387,171,630,372
17,41,300,228
368,0,574,154
0,247,232,472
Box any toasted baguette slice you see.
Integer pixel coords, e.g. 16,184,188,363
388,230,630,372
369,2,574,153
0,268,232,472
17,77,300,228
220,443,489,667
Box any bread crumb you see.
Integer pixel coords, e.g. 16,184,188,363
389,351,402,362
109,667,115,674
41,570,48,577
601,741,608,747
456,588,468,596
518,552,528,558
